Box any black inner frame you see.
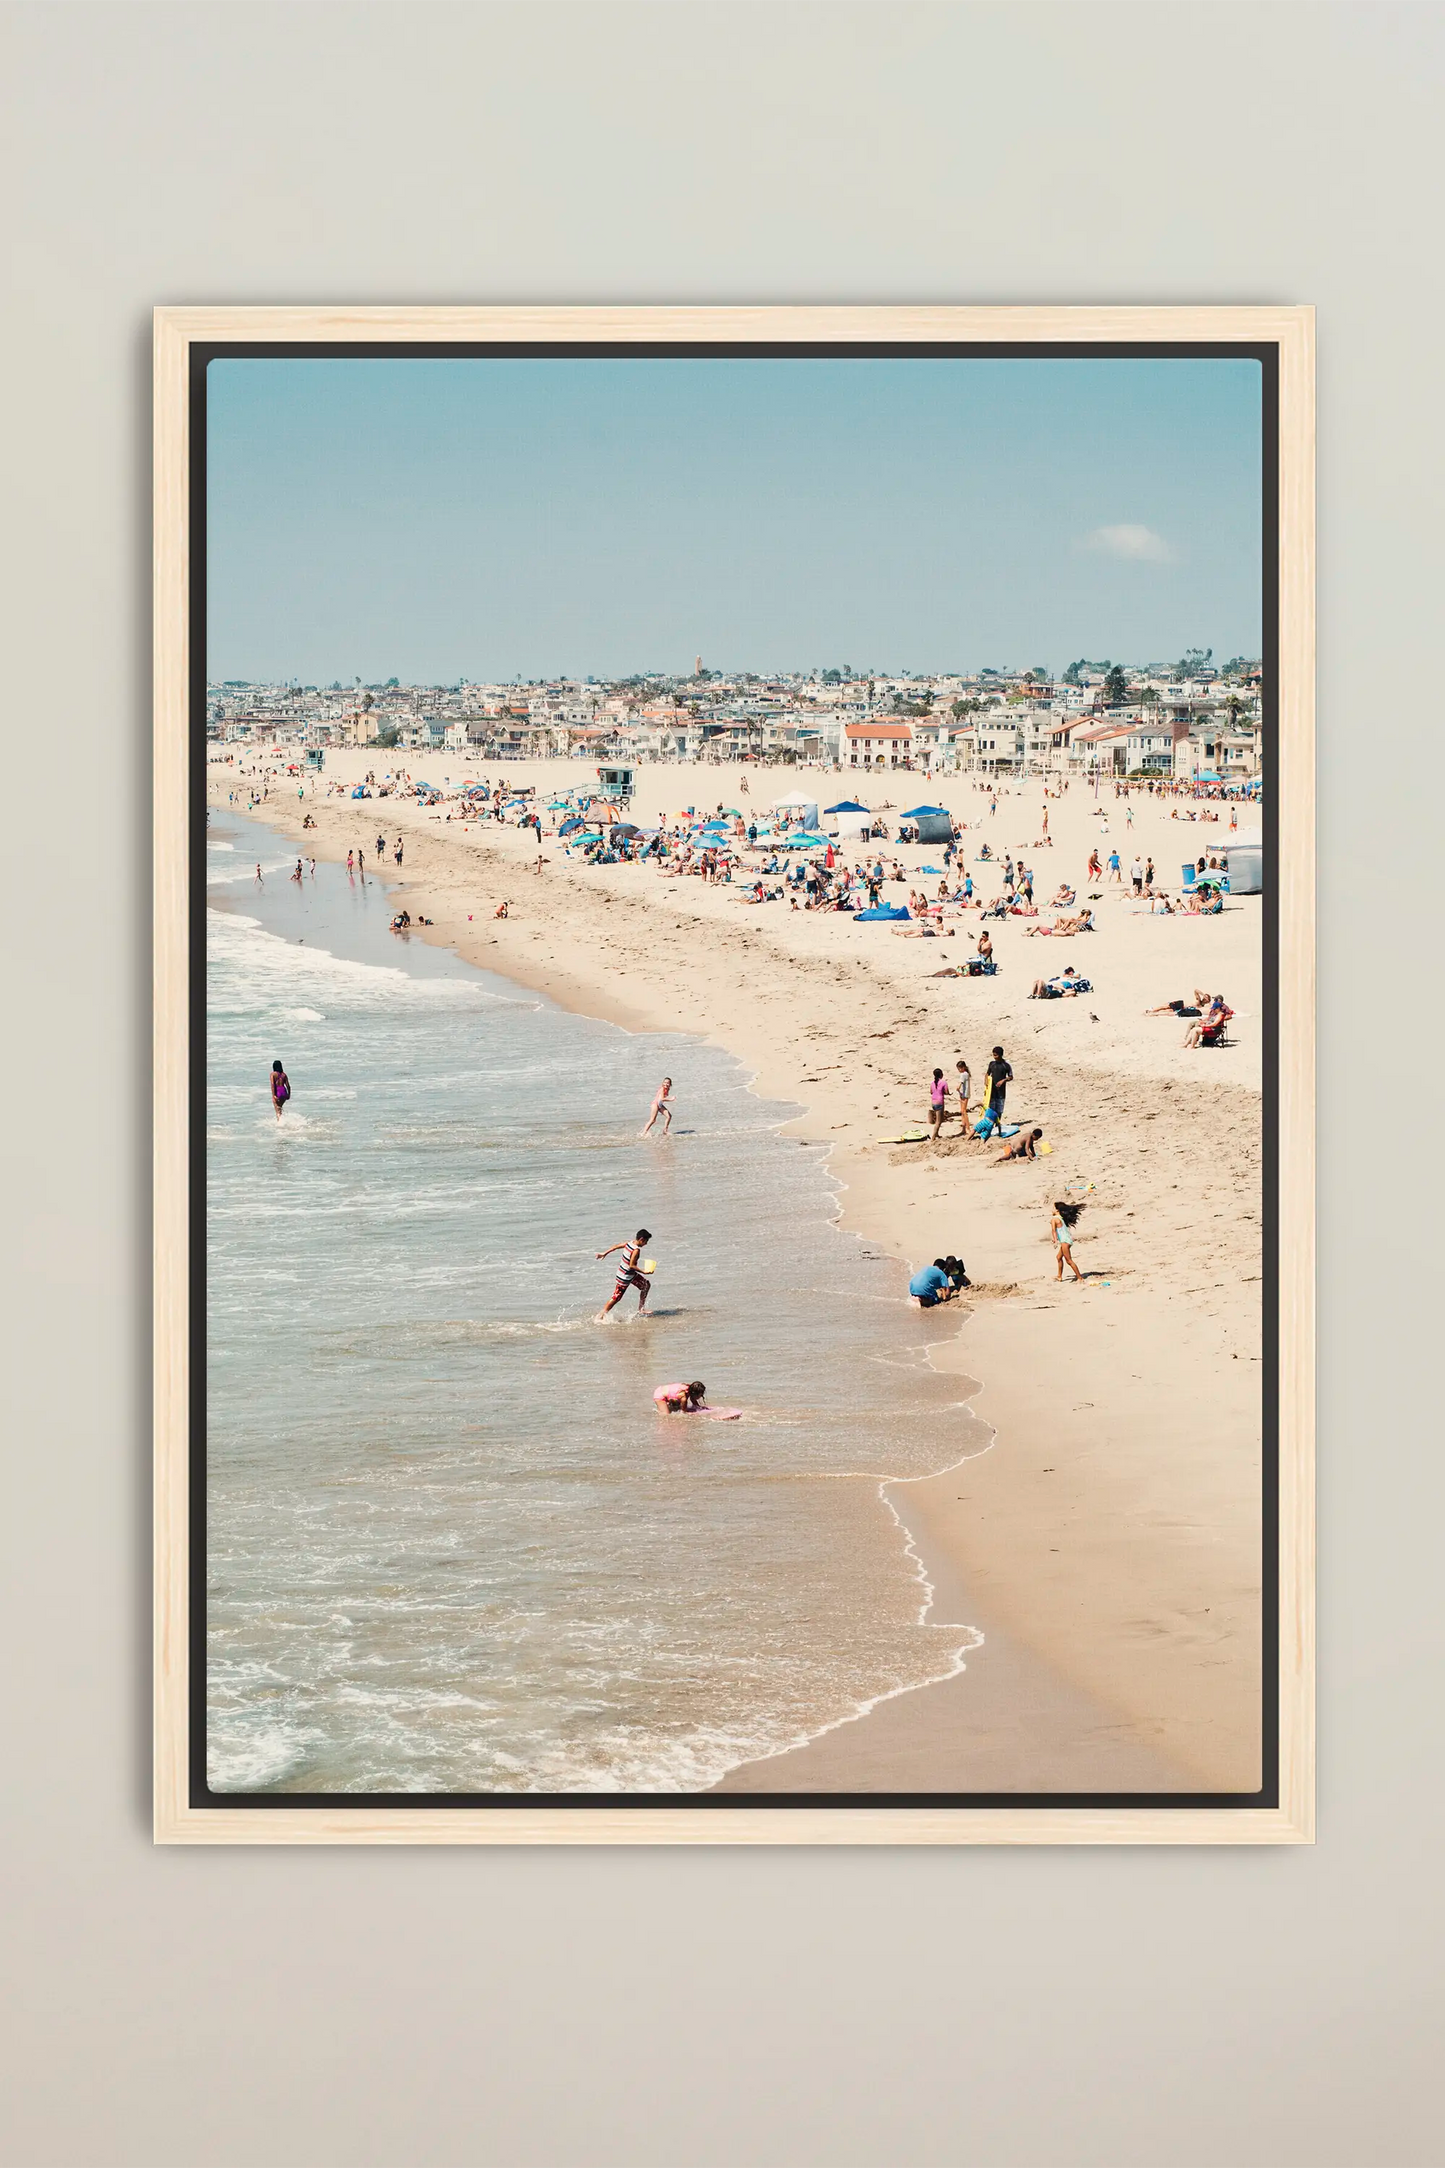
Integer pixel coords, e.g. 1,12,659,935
187,338,1280,1812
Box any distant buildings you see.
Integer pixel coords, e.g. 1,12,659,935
205,661,1264,780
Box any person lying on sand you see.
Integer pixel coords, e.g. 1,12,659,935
1030,968,1083,999
995,1127,1044,1163
1145,989,1213,1017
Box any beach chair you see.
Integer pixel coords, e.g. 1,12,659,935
1199,1006,1235,1047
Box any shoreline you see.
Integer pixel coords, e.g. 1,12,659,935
212,760,1263,1791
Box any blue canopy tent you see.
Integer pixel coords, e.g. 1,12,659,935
900,804,949,818
825,800,869,815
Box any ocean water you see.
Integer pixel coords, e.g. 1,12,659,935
205,811,988,1793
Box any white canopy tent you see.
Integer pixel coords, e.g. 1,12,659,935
772,790,820,830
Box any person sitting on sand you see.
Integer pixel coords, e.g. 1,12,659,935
908,1259,958,1308
653,1380,707,1413
942,1255,970,1290
1052,1199,1085,1281
995,1126,1044,1163
595,1229,653,1319
1183,996,1231,1048
494,901,509,918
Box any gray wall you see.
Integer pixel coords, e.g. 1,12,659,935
2,5,1438,2162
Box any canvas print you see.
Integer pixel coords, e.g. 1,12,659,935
198,344,1275,1808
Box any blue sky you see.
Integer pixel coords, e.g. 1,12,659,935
207,356,1262,682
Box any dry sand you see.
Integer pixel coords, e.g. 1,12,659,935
211,750,1264,1793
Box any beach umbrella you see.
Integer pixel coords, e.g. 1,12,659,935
610,822,641,837
558,816,585,835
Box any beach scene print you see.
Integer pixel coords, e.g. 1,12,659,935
205,355,1266,1794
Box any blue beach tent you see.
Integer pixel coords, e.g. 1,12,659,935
854,903,911,921
825,800,870,815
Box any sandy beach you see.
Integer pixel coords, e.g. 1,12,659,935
212,751,1264,1793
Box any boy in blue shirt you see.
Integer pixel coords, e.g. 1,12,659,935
908,1260,956,1308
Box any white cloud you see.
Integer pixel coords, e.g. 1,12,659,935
1081,523,1175,564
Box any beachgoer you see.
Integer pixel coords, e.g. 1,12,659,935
1183,996,1232,1048
983,1045,1013,1122
641,1078,674,1137
908,1259,956,1308
955,1057,971,1128
270,1059,290,1122
653,1381,707,1413
595,1228,654,1319
1130,857,1144,895
995,1126,1044,1163
1052,1200,1085,1281
1107,850,1122,883
927,1067,948,1141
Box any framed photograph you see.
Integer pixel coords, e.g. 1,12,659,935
155,305,1313,1843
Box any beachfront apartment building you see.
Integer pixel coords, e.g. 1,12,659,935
965,719,1024,774
1127,717,1193,774
844,719,912,768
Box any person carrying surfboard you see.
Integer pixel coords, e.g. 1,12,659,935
595,1228,653,1320
974,1046,1013,1138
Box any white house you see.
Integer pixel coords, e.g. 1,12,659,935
844,720,912,769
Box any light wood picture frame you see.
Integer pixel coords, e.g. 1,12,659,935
155,305,1314,1844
